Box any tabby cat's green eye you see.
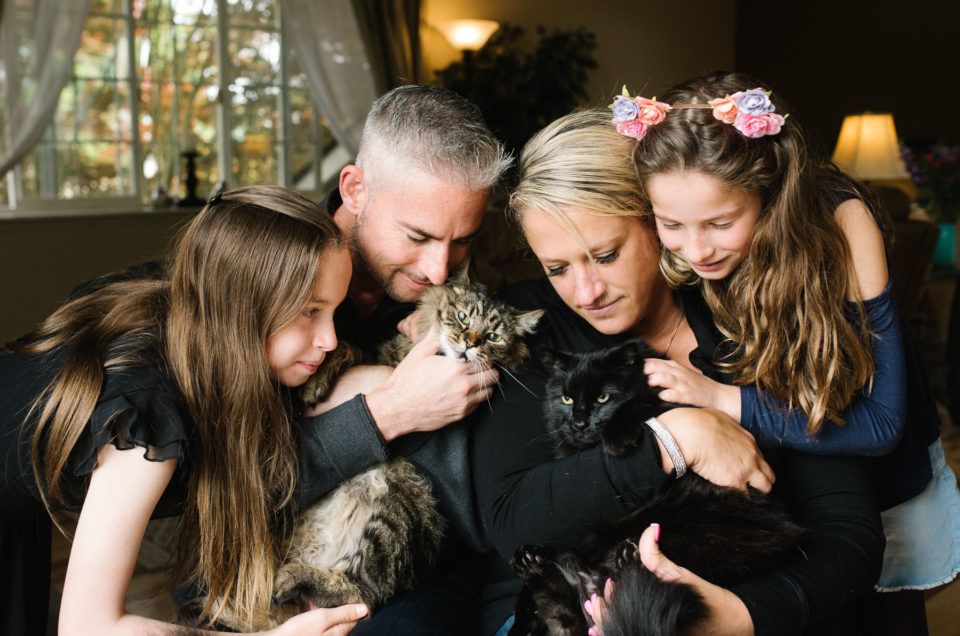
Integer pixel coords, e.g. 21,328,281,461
561,395,573,405
486,332,502,342
457,311,469,324
596,393,610,403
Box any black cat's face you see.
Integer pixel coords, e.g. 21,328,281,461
543,339,665,452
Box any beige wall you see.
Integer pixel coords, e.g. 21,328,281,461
421,0,736,106
0,211,194,343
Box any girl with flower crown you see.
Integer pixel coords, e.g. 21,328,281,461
0,186,369,635
628,70,960,632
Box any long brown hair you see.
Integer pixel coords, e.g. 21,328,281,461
633,71,879,434
16,185,343,628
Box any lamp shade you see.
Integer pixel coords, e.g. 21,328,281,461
437,19,499,52
831,113,909,181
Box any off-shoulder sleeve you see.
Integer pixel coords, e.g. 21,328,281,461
69,388,190,478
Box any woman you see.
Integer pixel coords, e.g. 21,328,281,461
0,186,367,634
471,107,883,636
628,71,959,627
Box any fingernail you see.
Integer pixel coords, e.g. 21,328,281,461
584,598,593,616
589,628,599,636
356,604,368,617
651,522,660,542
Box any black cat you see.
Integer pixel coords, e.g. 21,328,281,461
509,338,804,636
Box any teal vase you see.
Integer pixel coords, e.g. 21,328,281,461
934,223,957,266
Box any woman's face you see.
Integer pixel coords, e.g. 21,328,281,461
647,170,762,280
521,206,664,336
266,247,351,387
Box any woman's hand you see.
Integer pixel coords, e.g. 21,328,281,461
657,408,774,492
587,525,753,636
271,604,367,635
644,358,741,421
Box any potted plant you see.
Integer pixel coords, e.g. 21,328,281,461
901,143,960,265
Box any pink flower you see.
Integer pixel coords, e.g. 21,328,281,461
616,119,649,140
709,94,740,124
734,113,785,138
635,98,671,125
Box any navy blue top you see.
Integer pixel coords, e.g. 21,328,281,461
734,188,939,508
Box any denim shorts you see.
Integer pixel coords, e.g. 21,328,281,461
876,439,960,591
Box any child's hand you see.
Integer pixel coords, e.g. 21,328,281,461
273,603,368,635
644,358,741,421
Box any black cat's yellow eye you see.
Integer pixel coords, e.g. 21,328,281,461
457,311,469,324
486,332,502,342
560,395,573,405
596,393,610,403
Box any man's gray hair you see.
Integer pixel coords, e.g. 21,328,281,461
356,84,512,191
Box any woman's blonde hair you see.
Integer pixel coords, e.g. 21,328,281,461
16,185,343,628
633,71,879,434
509,108,647,227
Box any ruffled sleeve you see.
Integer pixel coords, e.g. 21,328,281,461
69,387,191,478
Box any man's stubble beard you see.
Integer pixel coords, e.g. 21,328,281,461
351,212,417,303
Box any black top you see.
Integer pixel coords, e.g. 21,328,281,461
0,338,191,521
470,277,884,636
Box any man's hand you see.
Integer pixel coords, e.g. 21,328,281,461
656,408,774,492
364,326,499,440
644,358,741,421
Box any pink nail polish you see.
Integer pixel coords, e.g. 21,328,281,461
651,522,661,542
584,598,593,616
589,628,599,636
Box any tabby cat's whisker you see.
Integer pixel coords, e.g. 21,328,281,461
495,362,539,397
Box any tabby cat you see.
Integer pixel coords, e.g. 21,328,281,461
509,338,803,636
376,265,544,372
185,268,544,631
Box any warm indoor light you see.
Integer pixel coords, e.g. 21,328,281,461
438,19,500,52
831,112,910,181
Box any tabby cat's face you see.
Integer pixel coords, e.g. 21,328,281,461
426,282,542,370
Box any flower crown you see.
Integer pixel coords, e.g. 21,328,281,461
609,85,787,141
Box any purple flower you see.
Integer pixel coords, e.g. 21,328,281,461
736,88,775,115
611,96,641,122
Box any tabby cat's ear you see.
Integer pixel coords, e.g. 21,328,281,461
514,309,545,334
448,256,472,286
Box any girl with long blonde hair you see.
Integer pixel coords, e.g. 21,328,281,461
0,186,367,635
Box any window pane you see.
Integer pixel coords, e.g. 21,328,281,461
50,142,134,198
133,0,174,23
75,16,128,81
170,0,218,25
227,0,279,29
289,88,317,186
90,0,124,16
232,84,279,186
230,28,280,84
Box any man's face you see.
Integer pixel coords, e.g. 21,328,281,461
352,168,489,303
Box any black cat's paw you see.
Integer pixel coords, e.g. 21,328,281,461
511,544,550,580
614,538,642,570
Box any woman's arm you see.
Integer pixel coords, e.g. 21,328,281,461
61,444,367,636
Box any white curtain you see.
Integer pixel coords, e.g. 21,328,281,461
280,0,380,157
0,0,92,180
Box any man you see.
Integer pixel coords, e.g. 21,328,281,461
295,84,512,635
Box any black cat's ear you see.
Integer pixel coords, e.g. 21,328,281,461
539,346,570,370
514,309,545,334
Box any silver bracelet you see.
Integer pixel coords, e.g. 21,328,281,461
645,417,687,478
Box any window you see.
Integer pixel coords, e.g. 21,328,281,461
4,0,338,212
